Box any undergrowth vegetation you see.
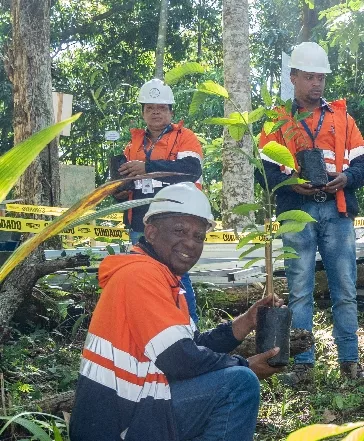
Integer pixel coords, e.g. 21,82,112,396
0,276,363,440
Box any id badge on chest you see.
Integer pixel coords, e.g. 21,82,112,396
142,179,154,194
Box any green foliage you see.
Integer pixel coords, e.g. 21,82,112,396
0,412,69,441
232,203,262,215
0,114,81,204
261,141,296,170
164,61,207,85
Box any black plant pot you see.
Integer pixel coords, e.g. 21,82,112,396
255,306,292,367
296,148,328,188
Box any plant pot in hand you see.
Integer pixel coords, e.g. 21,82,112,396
296,147,328,188
255,306,292,367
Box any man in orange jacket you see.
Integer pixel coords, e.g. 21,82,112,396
256,42,364,385
70,182,285,441
115,78,203,322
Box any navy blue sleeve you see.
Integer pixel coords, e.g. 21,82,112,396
145,157,202,184
155,338,248,381
343,155,364,189
194,321,242,353
255,160,295,195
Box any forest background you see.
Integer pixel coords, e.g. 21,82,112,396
1,0,364,440
2,0,364,218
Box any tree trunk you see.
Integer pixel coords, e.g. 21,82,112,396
297,3,318,43
155,0,169,80
222,0,253,228
11,0,60,206
0,0,62,342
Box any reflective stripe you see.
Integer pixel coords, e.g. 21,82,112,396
145,324,194,362
349,146,364,162
177,151,202,164
121,428,128,440
80,358,171,402
326,163,336,172
85,333,163,376
343,164,349,170
322,149,335,160
190,317,197,332
344,150,349,160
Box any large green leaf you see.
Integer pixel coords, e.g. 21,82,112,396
271,177,308,193
239,243,265,259
228,124,246,141
204,117,237,125
276,210,316,223
242,257,265,268
270,119,289,134
0,417,52,441
237,231,263,249
232,203,262,215
261,141,296,170
294,111,312,122
0,172,175,281
248,107,265,124
274,221,307,237
230,111,249,125
204,111,248,127
197,80,229,98
165,62,206,85
274,253,300,261
261,83,272,107
189,91,208,116
286,422,364,441
263,121,275,135
0,113,81,204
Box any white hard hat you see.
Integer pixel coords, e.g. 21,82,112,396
143,182,216,231
137,78,175,104
288,42,331,73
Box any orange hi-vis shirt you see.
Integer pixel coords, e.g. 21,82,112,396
259,99,364,214
70,244,247,441
123,121,203,230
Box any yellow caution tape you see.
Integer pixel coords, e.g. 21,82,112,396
0,216,129,240
2,213,364,244
5,203,125,222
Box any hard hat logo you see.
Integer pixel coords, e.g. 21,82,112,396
138,78,175,104
288,41,331,74
149,88,161,99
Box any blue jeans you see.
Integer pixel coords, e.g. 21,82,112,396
129,231,199,323
170,366,260,441
282,200,358,364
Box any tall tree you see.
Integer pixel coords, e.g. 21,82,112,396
9,0,59,207
0,0,60,341
155,0,169,79
222,0,253,228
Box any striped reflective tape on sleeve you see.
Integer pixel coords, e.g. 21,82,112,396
80,358,171,402
144,324,195,362
84,333,163,377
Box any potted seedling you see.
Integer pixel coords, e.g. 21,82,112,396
163,63,316,366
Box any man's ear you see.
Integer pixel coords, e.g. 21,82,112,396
144,223,158,244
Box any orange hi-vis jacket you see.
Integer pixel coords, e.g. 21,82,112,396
124,121,203,231
258,99,364,216
70,242,248,441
